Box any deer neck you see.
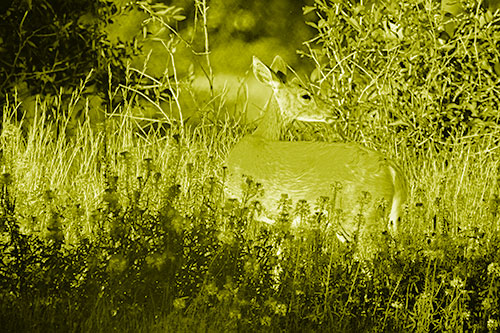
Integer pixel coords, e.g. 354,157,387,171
252,96,287,141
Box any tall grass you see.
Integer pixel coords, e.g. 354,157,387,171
2,1,500,332
2,68,500,332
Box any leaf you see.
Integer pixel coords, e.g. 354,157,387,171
446,103,460,110
317,19,327,29
306,21,318,29
494,62,500,76
479,15,486,28
303,6,316,15
347,17,362,32
389,120,409,127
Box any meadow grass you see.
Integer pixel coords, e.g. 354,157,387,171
1,1,500,330
1,79,499,332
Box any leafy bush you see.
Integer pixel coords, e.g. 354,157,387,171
0,0,185,129
1,0,104,98
305,0,500,148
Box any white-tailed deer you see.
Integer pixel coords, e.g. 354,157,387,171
224,56,407,240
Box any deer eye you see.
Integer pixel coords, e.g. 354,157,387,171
300,93,312,101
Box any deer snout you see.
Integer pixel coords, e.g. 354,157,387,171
324,116,335,124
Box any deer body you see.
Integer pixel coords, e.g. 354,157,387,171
224,56,407,237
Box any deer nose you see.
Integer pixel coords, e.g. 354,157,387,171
324,116,335,124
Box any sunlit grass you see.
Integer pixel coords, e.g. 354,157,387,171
2,0,500,331
1,79,500,331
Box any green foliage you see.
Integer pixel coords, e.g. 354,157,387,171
0,0,102,96
1,125,500,331
306,0,500,147
0,0,185,127
0,150,187,331
2,0,500,331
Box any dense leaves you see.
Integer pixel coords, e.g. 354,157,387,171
307,0,500,147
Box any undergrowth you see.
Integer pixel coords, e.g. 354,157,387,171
1,0,500,332
1,101,500,331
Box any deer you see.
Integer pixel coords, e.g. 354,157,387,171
224,56,407,244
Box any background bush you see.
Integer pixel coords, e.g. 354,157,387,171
306,0,500,149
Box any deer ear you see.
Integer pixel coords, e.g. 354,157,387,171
270,55,287,82
253,56,281,88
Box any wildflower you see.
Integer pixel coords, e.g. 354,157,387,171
391,301,403,310
229,310,241,320
1,172,12,186
487,319,499,331
173,297,187,310
145,252,167,271
482,297,493,311
487,263,500,278
260,316,272,326
217,230,234,245
274,303,287,316
450,277,464,289
107,254,128,274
